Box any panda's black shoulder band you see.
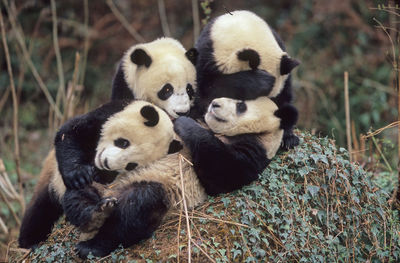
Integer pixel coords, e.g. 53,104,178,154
140,105,159,127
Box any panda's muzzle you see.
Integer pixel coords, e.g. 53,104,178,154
125,162,138,171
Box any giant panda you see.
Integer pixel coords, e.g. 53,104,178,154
111,37,198,118
18,100,182,249
60,96,298,258
193,10,300,150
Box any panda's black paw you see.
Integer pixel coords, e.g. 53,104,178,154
281,133,300,150
63,164,94,189
275,104,298,130
174,116,201,139
75,241,111,259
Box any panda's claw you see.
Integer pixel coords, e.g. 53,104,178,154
98,197,118,212
281,133,300,150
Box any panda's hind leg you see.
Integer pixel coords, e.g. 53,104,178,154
75,181,170,258
18,183,63,248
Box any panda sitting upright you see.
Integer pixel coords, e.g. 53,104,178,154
111,37,197,118
18,100,182,249
61,96,297,258
193,10,300,149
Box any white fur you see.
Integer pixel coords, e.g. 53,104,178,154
210,10,289,97
205,97,281,136
122,38,197,118
95,101,175,171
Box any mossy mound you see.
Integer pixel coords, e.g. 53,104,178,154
10,132,400,262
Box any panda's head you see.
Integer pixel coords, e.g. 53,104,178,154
122,38,198,118
204,96,281,137
95,101,182,172
206,10,299,97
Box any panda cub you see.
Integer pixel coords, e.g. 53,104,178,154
194,10,300,149
18,100,182,249
111,37,198,118
64,96,296,258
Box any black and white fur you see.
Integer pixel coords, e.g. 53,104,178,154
111,37,198,118
63,96,297,258
193,10,300,149
18,100,182,249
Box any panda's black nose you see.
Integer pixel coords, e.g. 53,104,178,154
176,111,189,116
211,102,220,108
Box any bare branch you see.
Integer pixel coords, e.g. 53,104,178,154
50,0,66,107
2,0,62,118
157,0,171,37
106,0,145,43
192,0,200,43
0,4,25,213
80,0,90,85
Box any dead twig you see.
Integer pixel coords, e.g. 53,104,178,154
50,0,66,107
178,154,192,263
80,0,90,85
344,71,352,162
2,0,62,118
191,0,200,43
0,5,25,214
157,0,171,37
106,0,145,43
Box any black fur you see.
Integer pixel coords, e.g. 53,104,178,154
185,48,199,65
168,139,183,154
190,70,275,119
130,48,152,67
237,49,260,70
274,104,298,130
140,105,159,127
174,117,268,195
18,184,63,248
62,186,103,228
75,181,170,258
111,62,135,101
280,55,300,76
55,100,130,189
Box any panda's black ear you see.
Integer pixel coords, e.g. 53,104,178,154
140,105,159,127
237,49,260,70
280,55,300,75
185,48,198,66
131,48,152,68
168,139,183,154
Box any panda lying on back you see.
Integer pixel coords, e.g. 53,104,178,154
61,96,297,258
18,100,182,249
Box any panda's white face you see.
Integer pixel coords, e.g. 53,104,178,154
122,38,197,119
205,97,281,136
94,101,177,172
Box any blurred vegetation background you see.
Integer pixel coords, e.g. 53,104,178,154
0,0,399,260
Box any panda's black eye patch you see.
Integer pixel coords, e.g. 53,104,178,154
186,84,194,100
114,138,130,149
236,101,247,114
158,84,174,101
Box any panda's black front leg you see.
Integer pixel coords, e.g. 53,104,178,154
173,116,212,151
75,181,170,258
274,103,300,150
174,117,265,195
